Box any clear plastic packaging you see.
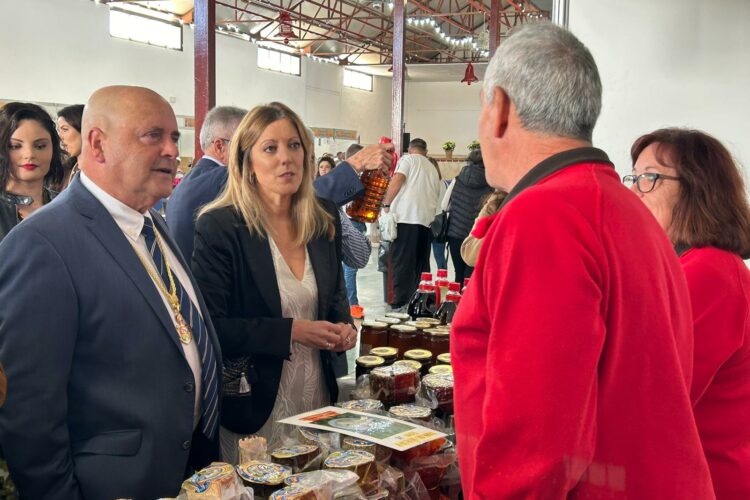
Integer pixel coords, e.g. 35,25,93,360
179,462,252,500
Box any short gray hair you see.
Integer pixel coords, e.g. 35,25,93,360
483,22,602,142
199,106,247,150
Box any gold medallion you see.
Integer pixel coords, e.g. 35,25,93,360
175,310,193,345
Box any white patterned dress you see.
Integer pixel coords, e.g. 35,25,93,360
220,238,329,461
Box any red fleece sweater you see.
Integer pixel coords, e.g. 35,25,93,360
682,247,750,499
452,162,714,498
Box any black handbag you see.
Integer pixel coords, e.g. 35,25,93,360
430,211,449,243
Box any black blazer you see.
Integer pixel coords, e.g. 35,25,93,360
192,198,351,434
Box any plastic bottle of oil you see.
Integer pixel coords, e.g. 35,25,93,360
346,137,397,224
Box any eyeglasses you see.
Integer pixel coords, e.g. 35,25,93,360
622,172,680,193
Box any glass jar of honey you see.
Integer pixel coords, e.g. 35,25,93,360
385,312,411,322
388,325,419,358
436,352,451,365
369,346,398,365
355,355,385,379
393,359,423,374
359,320,389,356
375,316,402,327
404,349,433,376
423,328,450,362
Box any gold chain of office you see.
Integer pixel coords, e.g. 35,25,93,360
133,227,193,345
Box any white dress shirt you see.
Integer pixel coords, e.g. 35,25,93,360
80,172,203,428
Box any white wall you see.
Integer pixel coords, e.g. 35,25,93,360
405,81,482,156
569,0,750,174
0,0,392,157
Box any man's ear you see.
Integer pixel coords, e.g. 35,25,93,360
88,128,106,163
488,87,511,139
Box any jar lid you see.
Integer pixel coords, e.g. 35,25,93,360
393,359,422,372
436,353,451,364
390,324,418,333
435,324,451,331
428,365,453,376
269,485,315,500
369,347,398,358
356,355,385,367
404,321,433,329
424,328,450,337
337,399,384,411
385,312,411,321
404,349,433,361
423,372,454,388
375,316,402,325
415,317,441,325
371,364,418,377
235,461,291,485
361,321,388,329
324,450,375,468
271,444,318,459
389,404,432,419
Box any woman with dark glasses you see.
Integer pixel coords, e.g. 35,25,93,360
628,128,750,499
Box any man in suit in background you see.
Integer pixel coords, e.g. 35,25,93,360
0,85,221,499
167,105,246,259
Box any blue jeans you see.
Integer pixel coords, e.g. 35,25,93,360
344,220,367,306
432,240,448,270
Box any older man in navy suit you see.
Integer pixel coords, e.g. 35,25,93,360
0,86,221,499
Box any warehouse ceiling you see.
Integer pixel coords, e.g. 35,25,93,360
100,0,551,77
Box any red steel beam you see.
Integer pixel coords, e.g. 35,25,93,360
392,0,405,155
489,0,499,56
194,0,215,160
409,0,473,33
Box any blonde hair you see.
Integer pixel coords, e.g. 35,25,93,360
200,102,334,246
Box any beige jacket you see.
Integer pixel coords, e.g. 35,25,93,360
460,190,507,266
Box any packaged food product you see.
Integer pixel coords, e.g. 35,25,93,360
421,373,454,414
388,325,419,358
359,321,389,355
369,364,419,405
342,437,378,456
368,347,398,365
235,461,291,499
392,359,422,374
384,312,410,322
268,484,318,500
423,329,450,362
355,356,385,379
427,365,452,376
388,404,433,422
324,450,377,488
181,462,243,499
271,444,320,473
238,435,267,464
336,399,384,413
285,470,360,499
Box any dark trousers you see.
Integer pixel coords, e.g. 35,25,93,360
387,223,432,307
448,236,474,285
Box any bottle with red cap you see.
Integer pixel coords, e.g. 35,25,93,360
346,136,397,224
434,269,450,306
435,282,462,325
407,272,437,320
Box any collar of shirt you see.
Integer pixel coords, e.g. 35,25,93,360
79,172,149,242
201,154,225,167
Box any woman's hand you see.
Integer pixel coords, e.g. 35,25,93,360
291,319,346,351
332,323,357,352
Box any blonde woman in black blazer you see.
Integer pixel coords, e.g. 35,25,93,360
192,102,355,462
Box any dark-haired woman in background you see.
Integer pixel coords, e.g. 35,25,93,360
0,102,63,242
317,156,336,178
56,104,84,190
627,128,750,499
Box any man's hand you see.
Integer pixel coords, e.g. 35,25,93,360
347,144,394,175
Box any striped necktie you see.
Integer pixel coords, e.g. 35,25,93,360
141,216,219,439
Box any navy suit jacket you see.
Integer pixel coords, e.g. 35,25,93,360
167,158,364,259
0,178,221,499
166,156,227,260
